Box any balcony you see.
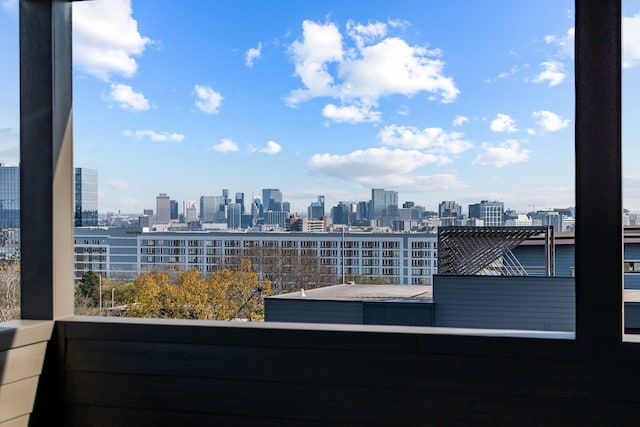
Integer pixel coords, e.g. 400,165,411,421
1,1,639,425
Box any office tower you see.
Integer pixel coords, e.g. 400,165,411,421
185,201,198,223
262,189,283,212
357,201,369,220
370,188,398,226
227,203,242,229
468,200,504,226
308,195,325,219
235,192,245,216
0,164,20,229
170,200,179,220
156,193,170,225
438,201,461,219
74,167,98,226
331,202,350,225
200,195,224,223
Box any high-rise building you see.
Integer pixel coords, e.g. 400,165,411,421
370,188,398,227
262,189,283,212
438,201,461,219
235,192,245,216
227,203,242,229
170,200,179,220
74,167,98,226
308,195,325,219
200,195,224,223
468,200,504,227
184,201,198,223
331,202,350,225
155,193,170,225
0,164,20,229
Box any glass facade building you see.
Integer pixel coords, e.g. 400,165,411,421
0,165,20,229
74,167,98,226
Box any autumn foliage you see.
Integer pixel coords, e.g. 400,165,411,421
126,259,272,321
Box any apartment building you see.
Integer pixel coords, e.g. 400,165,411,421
74,228,438,285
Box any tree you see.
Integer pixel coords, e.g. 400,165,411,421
126,259,272,321
0,261,20,321
77,270,101,305
242,245,338,294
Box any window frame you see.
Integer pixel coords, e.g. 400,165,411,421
17,0,631,360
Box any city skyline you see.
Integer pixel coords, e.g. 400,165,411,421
1,1,640,214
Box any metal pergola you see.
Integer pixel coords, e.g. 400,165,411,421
437,226,555,276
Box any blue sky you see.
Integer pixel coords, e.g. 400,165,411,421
1,1,640,216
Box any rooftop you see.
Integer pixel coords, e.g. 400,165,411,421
268,284,433,301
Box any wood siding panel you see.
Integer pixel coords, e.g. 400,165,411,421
0,377,39,423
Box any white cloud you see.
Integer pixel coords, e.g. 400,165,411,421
473,140,530,168
260,140,282,155
346,20,387,49
452,115,469,127
322,104,381,123
490,114,517,133
194,84,223,114
484,66,520,83
105,83,149,112
123,129,184,142
307,147,440,180
533,61,565,87
287,19,458,109
245,42,262,67
109,179,130,190
532,110,570,132
287,20,344,104
338,37,458,104
208,138,238,153
72,0,151,81
623,14,640,68
378,125,472,157
544,27,574,59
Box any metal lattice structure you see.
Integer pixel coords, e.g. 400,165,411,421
437,226,554,276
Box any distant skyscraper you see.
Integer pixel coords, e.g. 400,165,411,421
468,200,504,226
74,167,98,226
370,188,398,226
262,189,283,212
235,192,245,216
156,193,170,225
170,200,179,220
308,195,325,219
200,195,223,223
0,164,20,229
331,202,350,225
438,201,461,219
184,201,198,223
227,203,242,229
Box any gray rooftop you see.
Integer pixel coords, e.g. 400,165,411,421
268,284,433,301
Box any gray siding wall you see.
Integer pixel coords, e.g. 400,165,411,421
36,317,640,426
363,302,434,326
512,245,575,277
433,276,575,331
265,299,364,324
